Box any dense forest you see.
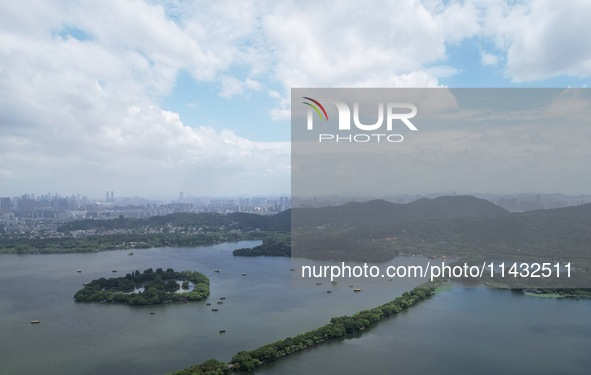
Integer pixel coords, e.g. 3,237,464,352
232,234,291,257
74,268,209,305
291,196,591,263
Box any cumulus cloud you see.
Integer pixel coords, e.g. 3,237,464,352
1,0,590,197
502,0,591,81
481,51,499,66
0,0,288,197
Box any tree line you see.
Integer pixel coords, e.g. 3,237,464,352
170,283,437,374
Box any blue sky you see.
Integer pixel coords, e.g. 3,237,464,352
1,0,590,198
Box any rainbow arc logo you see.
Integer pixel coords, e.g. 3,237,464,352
302,97,328,121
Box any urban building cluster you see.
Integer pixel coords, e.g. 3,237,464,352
0,192,291,238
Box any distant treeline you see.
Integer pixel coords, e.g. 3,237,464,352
0,211,290,254
58,211,290,232
0,232,257,254
74,268,209,305
170,283,437,374
233,234,291,257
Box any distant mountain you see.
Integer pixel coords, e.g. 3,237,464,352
289,195,509,229
287,196,591,267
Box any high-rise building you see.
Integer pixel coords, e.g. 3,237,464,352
106,191,109,202
0,197,11,210
110,191,114,202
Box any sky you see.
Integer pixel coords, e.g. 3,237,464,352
1,0,590,199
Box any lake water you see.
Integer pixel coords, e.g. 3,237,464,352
1,242,590,374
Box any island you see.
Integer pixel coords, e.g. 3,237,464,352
74,268,209,305
170,283,439,374
232,234,291,257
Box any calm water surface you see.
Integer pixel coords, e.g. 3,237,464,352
1,242,590,374
0,242,424,374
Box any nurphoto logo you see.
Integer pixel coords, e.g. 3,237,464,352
302,96,418,143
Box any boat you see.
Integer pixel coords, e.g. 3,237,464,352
217,301,223,304
212,308,218,312
219,297,226,300
214,269,221,273
219,330,226,334
149,312,155,315
112,270,117,273
316,282,322,286
241,273,247,276
331,281,338,286
206,303,211,306
354,288,362,292
30,320,40,324
76,270,82,273
128,252,134,256
326,291,332,294
290,268,295,272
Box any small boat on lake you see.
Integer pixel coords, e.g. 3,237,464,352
217,301,223,305
76,270,82,273
241,273,247,276
212,308,218,312
219,297,226,300
128,252,134,256
219,330,226,334
149,312,155,315
206,303,211,306
214,269,221,273
354,288,362,292
112,270,117,273
30,320,40,324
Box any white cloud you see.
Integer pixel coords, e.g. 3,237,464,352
481,51,499,66
502,0,591,81
2,0,591,197
0,1,289,197
218,75,263,98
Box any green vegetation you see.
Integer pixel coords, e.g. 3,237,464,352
0,211,290,254
233,234,291,257
5,197,591,265
516,288,591,299
74,268,209,305
169,359,229,375
172,283,437,374
0,232,257,254
291,197,591,282
58,211,290,233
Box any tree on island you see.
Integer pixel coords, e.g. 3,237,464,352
74,268,209,306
